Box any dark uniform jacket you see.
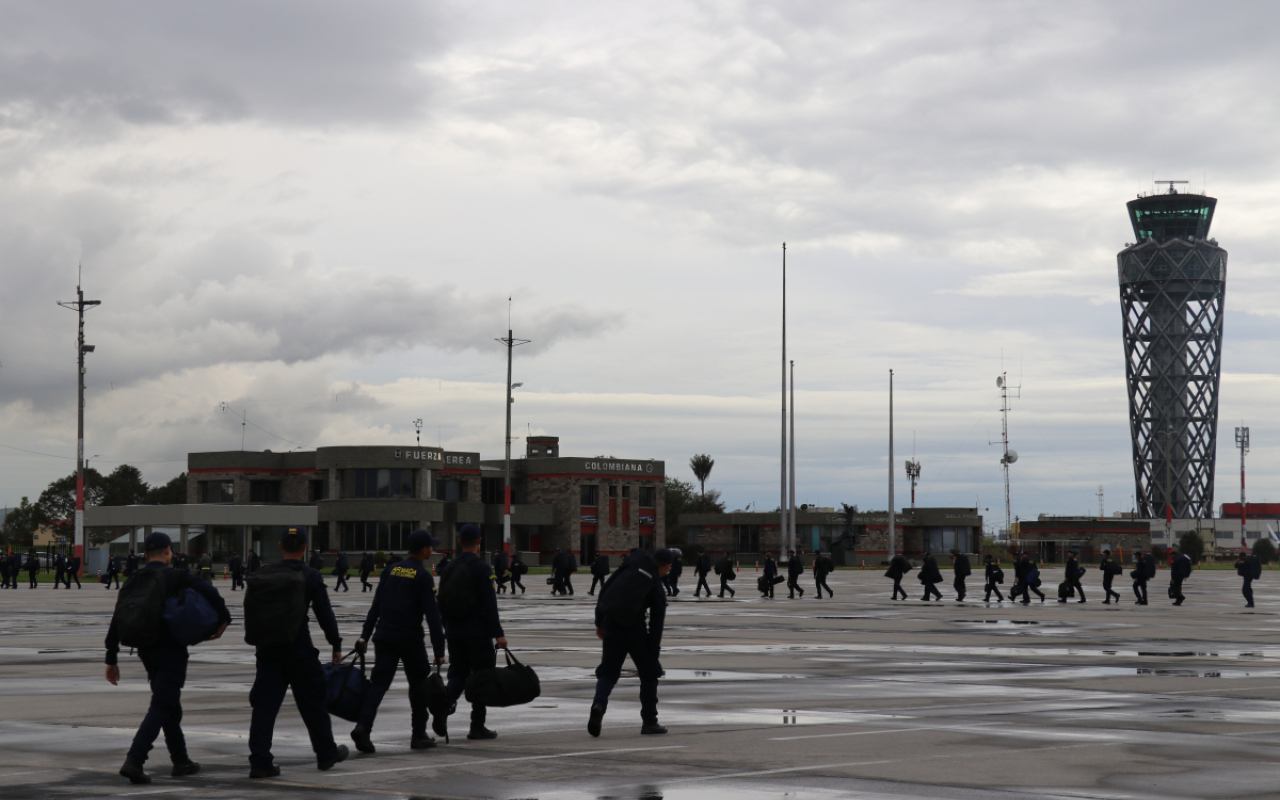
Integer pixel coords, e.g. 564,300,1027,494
492,551,509,574
1172,553,1193,580
359,554,374,576
695,553,711,576
360,555,444,657
104,561,232,665
594,552,668,652
67,556,81,575
984,561,1002,585
27,552,40,574
886,554,911,579
919,555,942,584
308,553,323,571
952,554,971,578
787,556,805,578
334,553,349,576
1066,556,1082,583
593,554,612,577
248,552,262,572
440,552,504,641
763,556,778,579
228,555,243,574
271,559,342,652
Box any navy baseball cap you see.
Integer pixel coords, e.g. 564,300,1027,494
407,529,440,551
653,548,674,565
143,532,172,552
458,524,482,542
280,528,308,548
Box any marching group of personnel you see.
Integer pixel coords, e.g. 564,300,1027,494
100,523,674,787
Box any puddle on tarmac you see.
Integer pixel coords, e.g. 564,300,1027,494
539,787,850,800
533,667,805,683
953,619,1041,625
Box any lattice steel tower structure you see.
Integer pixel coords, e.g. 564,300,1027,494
1117,183,1226,519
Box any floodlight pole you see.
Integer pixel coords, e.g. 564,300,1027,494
888,370,895,559
496,329,530,554
1237,425,1250,547
789,360,796,553
58,277,100,576
780,243,787,555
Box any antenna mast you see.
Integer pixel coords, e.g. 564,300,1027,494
995,372,1019,541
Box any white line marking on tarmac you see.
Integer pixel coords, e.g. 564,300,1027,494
117,789,195,797
332,744,686,777
770,722,997,741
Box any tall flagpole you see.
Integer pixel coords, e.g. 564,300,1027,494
781,243,787,554
888,370,895,559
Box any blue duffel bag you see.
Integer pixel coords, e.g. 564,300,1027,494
162,585,221,646
325,650,369,722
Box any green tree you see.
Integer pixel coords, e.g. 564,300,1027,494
689,454,714,500
0,497,39,549
1252,537,1277,565
36,468,106,534
101,464,150,506
835,502,859,552
145,472,188,505
1177,530,1206,564
664,476,698,526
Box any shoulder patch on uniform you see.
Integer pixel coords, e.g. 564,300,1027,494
391,566,417,579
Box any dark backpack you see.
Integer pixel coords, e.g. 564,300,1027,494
243,564,308,647
512,560,529,576
954,556,971,578
437,559,479,623
1250,556,1263,580
992,567,1005,584
598,552,660,627
715,556,731,575
1143,556,1157,580
114,568,169,649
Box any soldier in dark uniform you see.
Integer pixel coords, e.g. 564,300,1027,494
564,550,578,595
813,550,834,598
53,552,66,589
492,549,509,594
359,552,375,592
435,549,452,576
1238,551,1261,608
434,524,507,742
1100,550,1121,604
308,550,325,587
919,552,943,601
228,551,244,591
1022,554,1046,604
588,547,672,737
105,532,230,785
983,554,1004,602
664,555,683,597
333,551,350,593
589,552,611,596
1169,547,1192,606
693,551,713,597
509,552,527,594
124,550,138,577
0,552,9,589
248,549,262,574
885,553,910,600
1063,549,1086,603
716,553,736,597
786,550,806,598
951,552,970,601
1132,549,1150,605
27,549,40,588
247,529,348,778
66,553,82,588
551,549,568,595
352,530,445,754
762,552,778,598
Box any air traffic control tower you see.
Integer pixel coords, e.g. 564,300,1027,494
1117,183,1226,519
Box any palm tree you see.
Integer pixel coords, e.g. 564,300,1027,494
689,454,714,500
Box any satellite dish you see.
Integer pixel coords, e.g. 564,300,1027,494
1003,450,1018,464
996,376,1004,387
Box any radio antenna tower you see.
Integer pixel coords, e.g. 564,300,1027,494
905,432,921,509
993,372,1020,541
1097,485,1104,518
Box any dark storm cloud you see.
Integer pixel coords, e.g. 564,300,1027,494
0,0,440,129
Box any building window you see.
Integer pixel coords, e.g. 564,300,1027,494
638,486,656,507
581,485,599,506
434,479,469,502
608,485,617,498
342,469,416,499
249,481,281,503
481,477,504,505
622,486,630,499
201,480,234,503
733,524,760,553
309,479,328,502
339,520,414,552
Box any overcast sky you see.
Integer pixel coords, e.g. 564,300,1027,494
2,1,1279,527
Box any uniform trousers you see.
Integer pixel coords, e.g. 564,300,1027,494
129,646,190,765
334,573,349,592
248,641,338,769
592,624,660,724
1243,577,1255,606
359,639,429,735
953,575,966,600
718,576,735,597
694,573,712,596
446,636,496,727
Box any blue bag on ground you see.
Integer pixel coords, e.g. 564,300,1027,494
325,650,369,722
162,586,221,645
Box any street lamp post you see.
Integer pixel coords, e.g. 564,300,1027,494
58,278,100,574
496,329,530,554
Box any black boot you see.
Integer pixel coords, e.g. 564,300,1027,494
249,763,280,779
119,757,150,785
318,744,349,771
640,722,668,735
467,726,498,740
350,724,376,754
411,733,437,749
171,759,201,777
588,704,605,738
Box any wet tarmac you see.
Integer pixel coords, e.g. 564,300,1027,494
3,566,1280,798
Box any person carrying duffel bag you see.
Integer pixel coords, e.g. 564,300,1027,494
464,649,541,708
588,547,674,737
325,649,370,723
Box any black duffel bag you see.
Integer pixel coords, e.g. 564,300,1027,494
464,649,541,708
324,650,369,722
413,662,455,742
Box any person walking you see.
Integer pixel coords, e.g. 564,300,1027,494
1063,549,1086,604
492,549,510,595
1132,549,1151,605
333,551,350,593
693,551,713,598
716,553,736,598
1022,554,1046,604
551,549,568,596
198,552,213,582
509,553,527,594
351,530,446,754
983,554,1004,602
54,552,66,589
124,550,138,578
589,553,611,596
1099,550,1122,604
105,532,230,785
1238,550,1261,608
664,555,683,597
813,550,834,598
105,554,121,590
228,551,244,591
951,552,970,601
588,548,672,737
786,550,806,599
248,549,262,575
919,552,943,601
886,553,911,600
307,550,324,587
434,524,507,742
0,552,9,589
435,549,452,576
66,553,82,589
1169,547,1192,606
27,549,40,589
761,552,778,598
359,552,374,592
246,529,348,778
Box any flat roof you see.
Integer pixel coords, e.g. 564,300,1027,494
85,504,318,528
